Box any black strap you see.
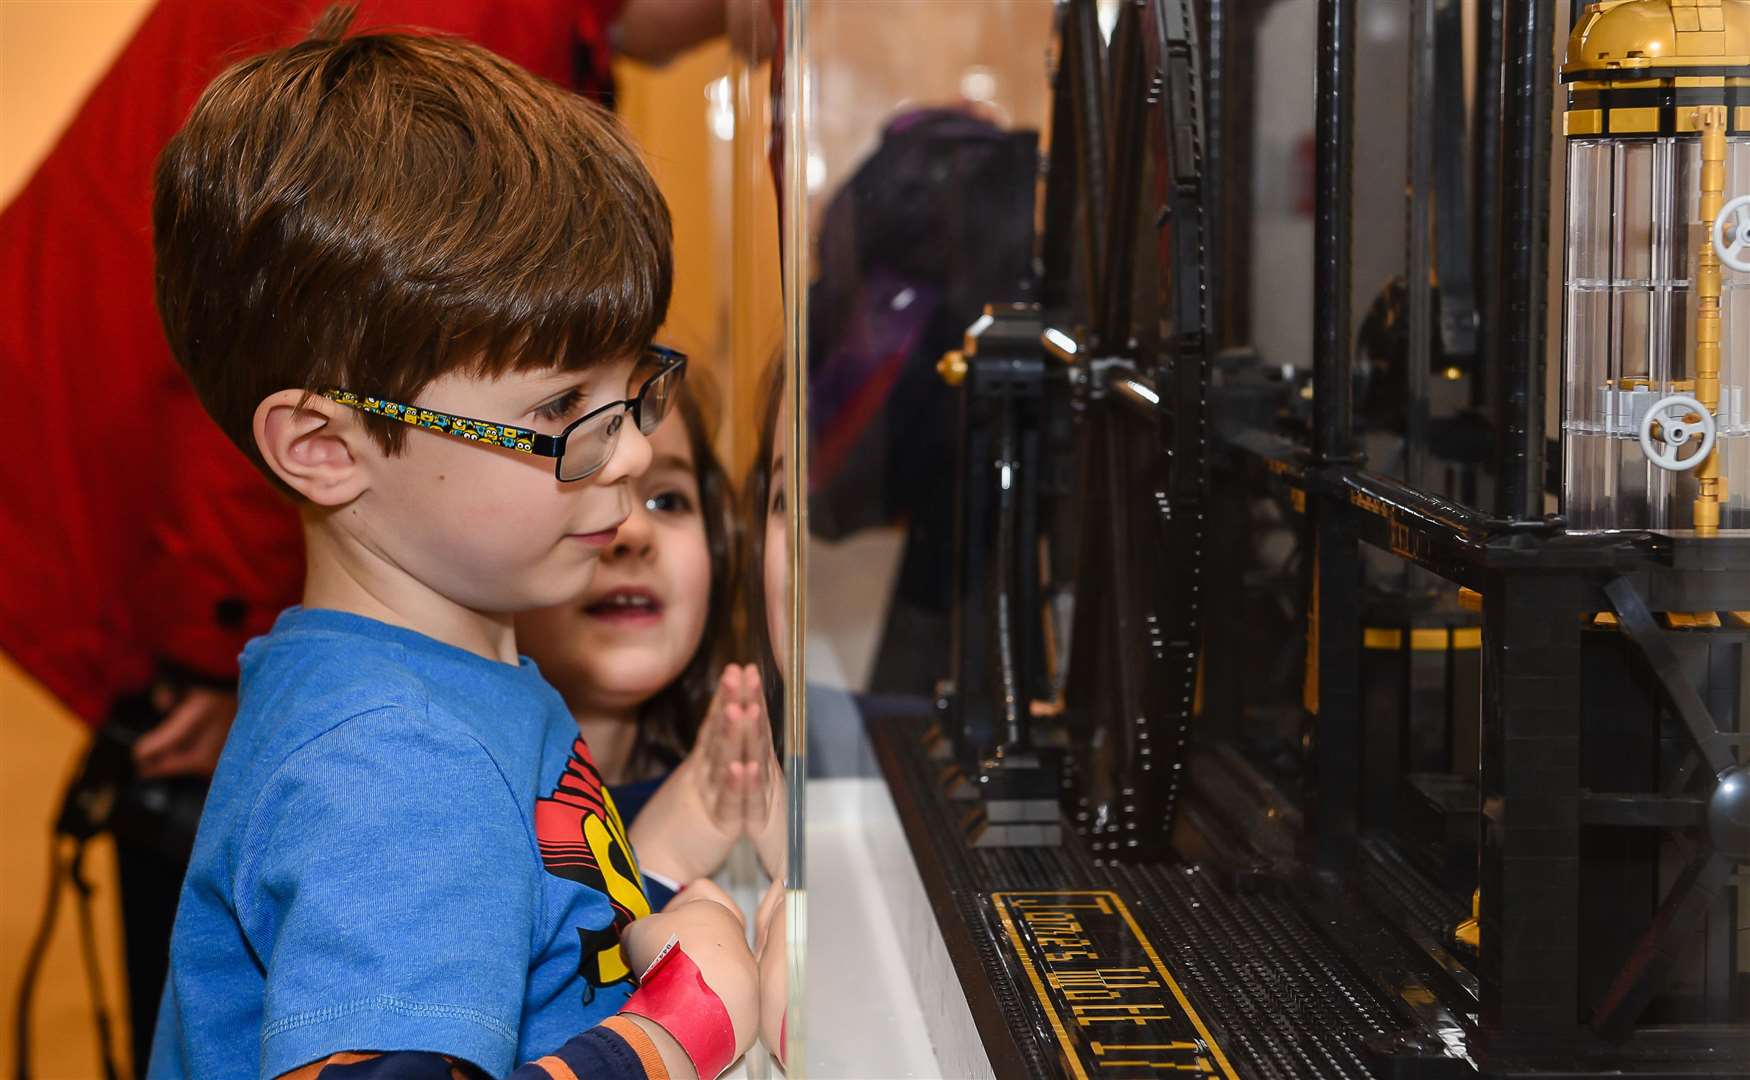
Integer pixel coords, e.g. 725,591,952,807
70,844,123,1080
15,831,124,1080
12,837,122,1080
12,838,64,1080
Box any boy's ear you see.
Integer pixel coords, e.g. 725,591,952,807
253,390,373,506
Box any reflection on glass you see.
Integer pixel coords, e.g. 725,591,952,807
782,1,1056,1076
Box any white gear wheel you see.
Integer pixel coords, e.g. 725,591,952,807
1713,194,1750,273
1639,394,1717,472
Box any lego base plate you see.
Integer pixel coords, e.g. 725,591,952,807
870,711,1750,1079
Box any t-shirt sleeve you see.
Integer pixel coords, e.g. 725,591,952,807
237,707,540,1080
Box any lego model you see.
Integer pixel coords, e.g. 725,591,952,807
852,0,1750,1076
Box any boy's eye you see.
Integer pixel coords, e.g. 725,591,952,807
534,388,585,424
645,490,695,515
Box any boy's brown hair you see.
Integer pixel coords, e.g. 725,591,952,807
153,6,672,476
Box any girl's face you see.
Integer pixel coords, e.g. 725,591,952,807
763,405,790,672
518,413,712,713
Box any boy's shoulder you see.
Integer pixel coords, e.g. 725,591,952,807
239,606,555,729
202,609,565,892
219,607,565,813
231,608,438,761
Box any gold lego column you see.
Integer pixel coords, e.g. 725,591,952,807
1697,104,1727,533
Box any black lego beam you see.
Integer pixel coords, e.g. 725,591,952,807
1493,0,1554,520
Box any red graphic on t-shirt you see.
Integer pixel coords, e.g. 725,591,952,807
535,737,650,998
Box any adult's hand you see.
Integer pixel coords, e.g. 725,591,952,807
133,685,236,779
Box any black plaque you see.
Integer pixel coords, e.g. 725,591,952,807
992,890,1238,1078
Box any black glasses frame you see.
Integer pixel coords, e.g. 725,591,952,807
321,345,688,482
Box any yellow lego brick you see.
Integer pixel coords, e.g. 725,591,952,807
1610,107,1662,133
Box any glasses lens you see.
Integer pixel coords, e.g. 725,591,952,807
635,364,682,436
559,410,625,482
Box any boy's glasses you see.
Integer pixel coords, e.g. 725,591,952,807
321,345,687,482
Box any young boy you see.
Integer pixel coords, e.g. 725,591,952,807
146,9,756,1079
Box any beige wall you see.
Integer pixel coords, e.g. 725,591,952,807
0,1,153,204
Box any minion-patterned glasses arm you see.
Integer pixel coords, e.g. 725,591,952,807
318,389,559,458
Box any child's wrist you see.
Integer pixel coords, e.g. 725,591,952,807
622,1014,697,1080
621,935,739,1080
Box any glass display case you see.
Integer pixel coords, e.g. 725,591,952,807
1561,2,1750,531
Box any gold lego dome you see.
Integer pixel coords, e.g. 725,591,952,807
1565,0,1750,76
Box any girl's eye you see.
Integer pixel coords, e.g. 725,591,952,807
534,388,584,424
645,490,696,515
769,484,786,514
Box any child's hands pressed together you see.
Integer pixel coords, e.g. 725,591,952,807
630,663,785,883
739,667,787,881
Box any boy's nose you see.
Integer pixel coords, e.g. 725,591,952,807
597,413,653,487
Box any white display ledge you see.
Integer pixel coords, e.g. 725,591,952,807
802,777,992,1080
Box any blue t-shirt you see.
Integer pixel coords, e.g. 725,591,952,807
149,608,653,1080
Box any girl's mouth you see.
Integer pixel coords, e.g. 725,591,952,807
583,587,664,625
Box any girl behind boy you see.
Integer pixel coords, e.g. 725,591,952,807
519,375,783,890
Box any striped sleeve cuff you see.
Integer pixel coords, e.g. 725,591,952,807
509,1018,665,1080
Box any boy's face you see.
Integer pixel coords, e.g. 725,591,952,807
351,357,651,615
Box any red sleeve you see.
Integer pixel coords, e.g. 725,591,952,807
0,0,312,722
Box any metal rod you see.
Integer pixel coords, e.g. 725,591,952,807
1202,0,1226,345
1073,0,1111,344
994,392,1028,750
1494,0,1554,520
1100,0,1146,346
1313,0,1357,464
1472,0,1504,414
1406,0,1436,494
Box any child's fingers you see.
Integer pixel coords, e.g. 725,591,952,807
710,759,747,829
715,665,739,707
699,668,733,736
745,675,775,760
742,694,778,802
726,699,757,770
705,701,745,783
